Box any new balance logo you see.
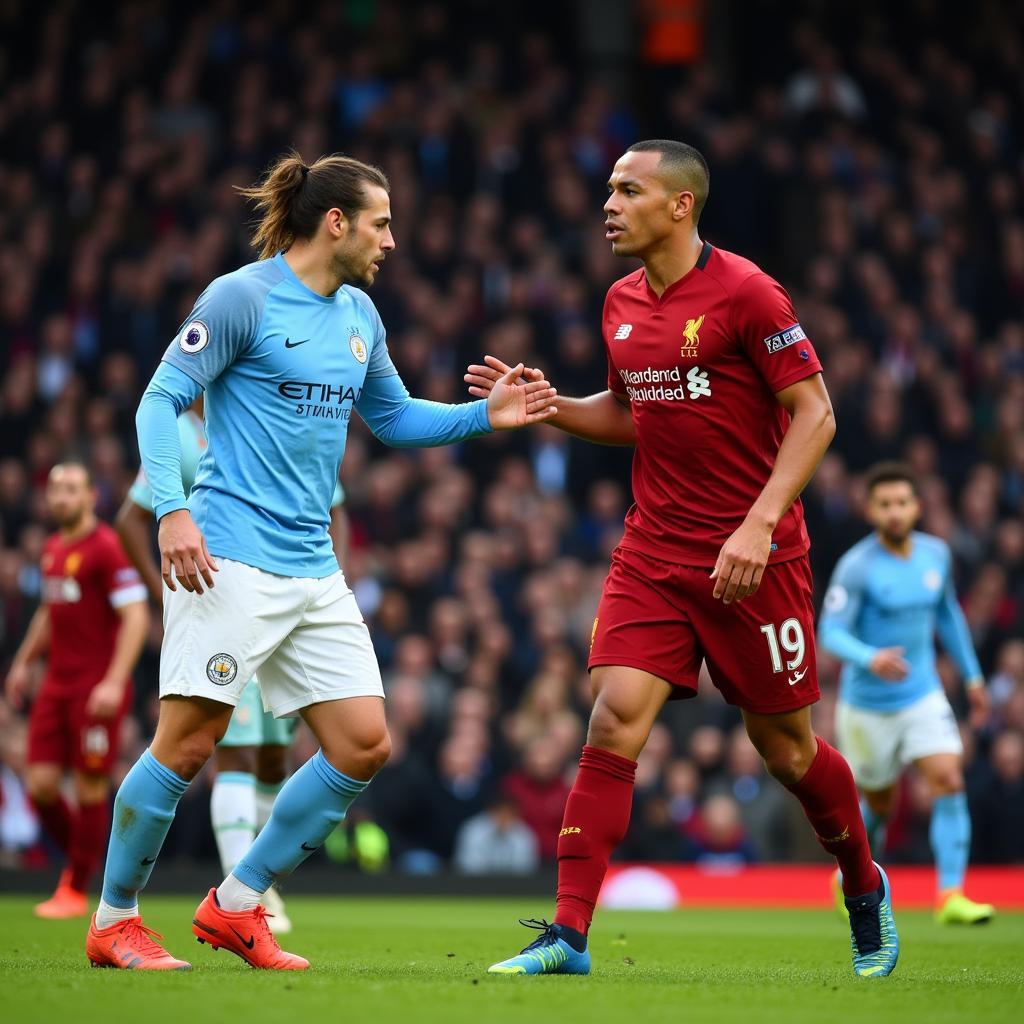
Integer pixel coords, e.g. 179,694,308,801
613,324,633,340
788,667,808,686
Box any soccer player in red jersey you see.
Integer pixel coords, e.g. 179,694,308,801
4,463,149,918
469,140,899,978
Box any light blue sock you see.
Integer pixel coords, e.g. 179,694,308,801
930,792,971,892
860,799,888,856
232,750,368,892
100,749,190,908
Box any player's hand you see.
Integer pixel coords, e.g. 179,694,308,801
86,678,125,719
710,518,773,604
966,683,989,730
158,509,219,595
465,354,546,397
868,647,910,681
4,662,30,709
484,361,558,430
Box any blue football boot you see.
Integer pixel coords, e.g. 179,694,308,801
488,919,591,975
846,862,899,977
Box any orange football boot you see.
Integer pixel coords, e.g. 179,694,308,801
191,888,309,970
86,914,192,970
35,869,88,919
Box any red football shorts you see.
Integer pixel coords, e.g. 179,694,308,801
589,547,820,714
27,679,132,775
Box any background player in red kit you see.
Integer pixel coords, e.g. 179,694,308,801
4,463,149,918
468,140,899,978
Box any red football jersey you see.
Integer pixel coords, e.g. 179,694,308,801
40,522,146,694
604,242,823,567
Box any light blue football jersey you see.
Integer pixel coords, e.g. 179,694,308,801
129,407,344,514
818,531,983,711
137,254,489,577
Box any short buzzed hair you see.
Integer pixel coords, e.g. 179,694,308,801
626,140,710,223
865,461,918,496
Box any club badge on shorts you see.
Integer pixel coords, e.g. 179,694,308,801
207,653,238,686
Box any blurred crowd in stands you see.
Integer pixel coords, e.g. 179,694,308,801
1,1,1023,875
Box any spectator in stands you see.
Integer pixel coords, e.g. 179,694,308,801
454,794,539,875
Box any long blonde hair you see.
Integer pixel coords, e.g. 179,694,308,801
236,152,390,259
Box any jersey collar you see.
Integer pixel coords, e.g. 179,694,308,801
643,241,713,305
273,252,337,305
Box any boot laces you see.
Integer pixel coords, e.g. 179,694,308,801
517,918,560,953
121,919,170,958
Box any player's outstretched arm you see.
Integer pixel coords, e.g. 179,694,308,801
465,355,635,446
115,496,164,607
4,605,50,708
712,373,835,603
356,364,556,446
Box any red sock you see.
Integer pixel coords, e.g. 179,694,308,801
554,744,637,935
786,737,879,897
68,801,110,894
31,794,73,855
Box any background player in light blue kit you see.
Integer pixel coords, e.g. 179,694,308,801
116,403,350,935
819,461,994,924
86,152,559,971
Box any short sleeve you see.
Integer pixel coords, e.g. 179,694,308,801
100,535,147,609
127,467,154,512
732,273,822,393
160,272,266,388
606,357,628,397
602,288,628,397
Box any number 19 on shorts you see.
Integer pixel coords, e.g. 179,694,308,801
759,618,807,684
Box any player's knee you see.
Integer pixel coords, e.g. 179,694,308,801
73,773,110,806
761,744,812,787
170,733,217,780
359,731,391,777
26,775,60,806
325,730,391,781
930,770,963,797
587,702,632,751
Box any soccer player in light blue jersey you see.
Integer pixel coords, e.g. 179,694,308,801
86,152,558,971
819,462,994,925
115,402,348,936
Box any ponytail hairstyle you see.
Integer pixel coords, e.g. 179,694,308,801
237,151,390,260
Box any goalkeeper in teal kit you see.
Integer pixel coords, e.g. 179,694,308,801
86,152,558,971
819,462,994,924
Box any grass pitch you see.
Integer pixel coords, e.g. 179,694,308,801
1,895,1021,1024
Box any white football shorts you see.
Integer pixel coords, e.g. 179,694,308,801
835,689,963,791
160,557,384,718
